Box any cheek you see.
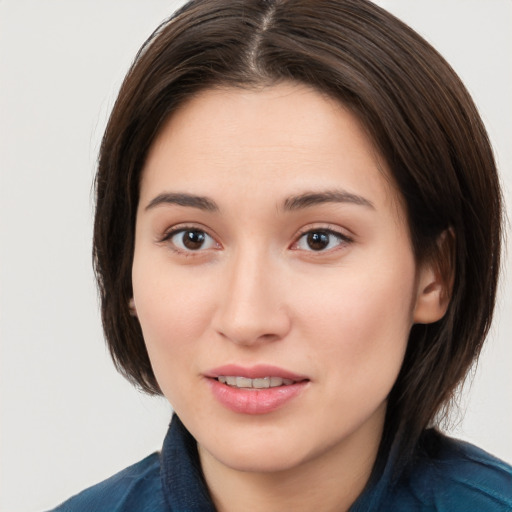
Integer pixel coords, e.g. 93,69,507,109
131,256,218,380
296,262,415,387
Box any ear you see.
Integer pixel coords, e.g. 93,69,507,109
128,297,138,317
413,230,455,324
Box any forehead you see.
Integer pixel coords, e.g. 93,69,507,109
140,83,402,216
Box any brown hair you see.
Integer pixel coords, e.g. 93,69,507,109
93,0,502,466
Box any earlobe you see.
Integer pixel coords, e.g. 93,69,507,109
128,297,138,317
412,269,450,324
413,230,455,325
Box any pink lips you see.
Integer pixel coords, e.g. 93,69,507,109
205,364,309,415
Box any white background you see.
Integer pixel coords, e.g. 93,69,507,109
1,1,511,511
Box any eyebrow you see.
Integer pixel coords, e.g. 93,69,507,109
144,189,373,213
283,190,374,211
145,192,219,212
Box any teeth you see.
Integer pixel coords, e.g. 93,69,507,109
270,376,282,387
236,376,252,388
225,376,237,386
253,377,270,389
217,376,296,389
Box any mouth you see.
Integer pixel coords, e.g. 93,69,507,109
205,365,310,414
216,376,298,389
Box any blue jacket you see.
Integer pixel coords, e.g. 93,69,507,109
49,415,512,511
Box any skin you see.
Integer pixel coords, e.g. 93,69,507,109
132,83,447,512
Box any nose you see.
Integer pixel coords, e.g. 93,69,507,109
212,250,291,347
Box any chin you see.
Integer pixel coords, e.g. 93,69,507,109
206,442,309,474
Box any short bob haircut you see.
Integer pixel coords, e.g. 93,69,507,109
93,0,502,466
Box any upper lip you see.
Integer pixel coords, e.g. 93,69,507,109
205,364,309,381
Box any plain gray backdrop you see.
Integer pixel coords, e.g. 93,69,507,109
1,1,511,511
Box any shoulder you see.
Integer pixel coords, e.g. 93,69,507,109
47,452,167,512
396,430,512,511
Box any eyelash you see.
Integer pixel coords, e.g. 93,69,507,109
291,226,353,253
160,225,220,255
159,225,353,256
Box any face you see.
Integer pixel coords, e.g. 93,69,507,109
132,83,437,475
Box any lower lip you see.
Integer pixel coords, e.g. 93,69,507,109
207,378,308,415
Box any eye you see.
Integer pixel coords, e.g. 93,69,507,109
166,228,218,252
293,229,351,252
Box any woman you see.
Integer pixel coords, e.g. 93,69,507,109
51,0,512,510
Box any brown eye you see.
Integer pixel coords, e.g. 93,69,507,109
182,230,206,250
168,228,217,252
293,229,351,252
306,231,330,251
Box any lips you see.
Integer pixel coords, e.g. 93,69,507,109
205,364,309,414
206,364,307,381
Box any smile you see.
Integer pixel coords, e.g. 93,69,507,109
206,366,310,414
217,376,295,389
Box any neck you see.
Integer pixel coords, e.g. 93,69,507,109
198,408,385,512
